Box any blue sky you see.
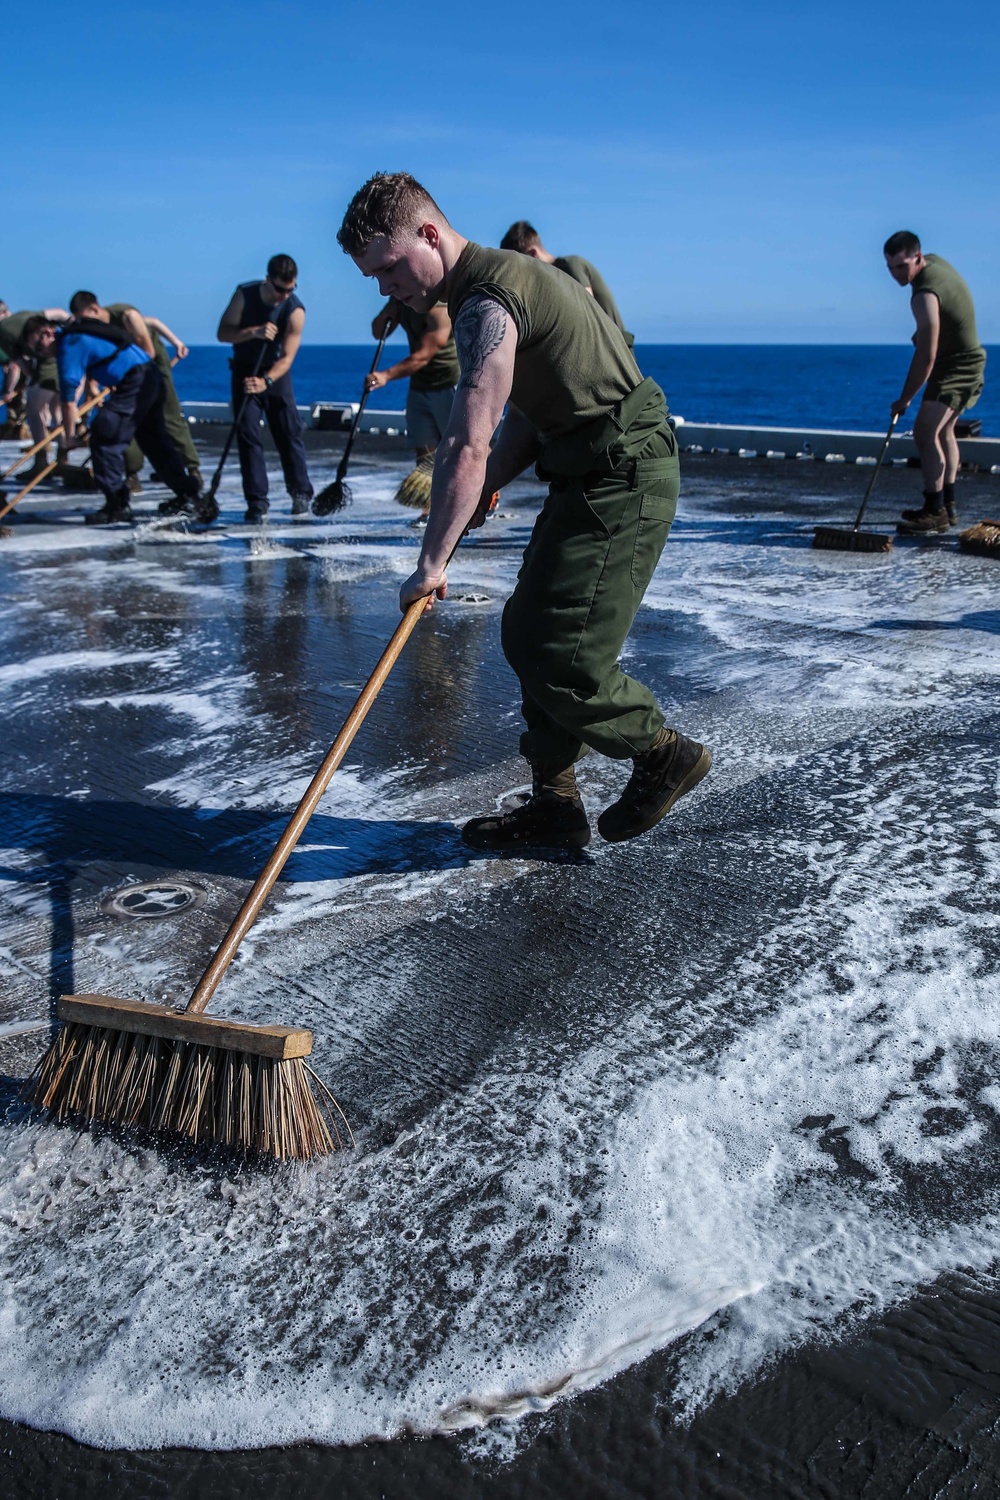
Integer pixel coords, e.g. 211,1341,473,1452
5,0,998,344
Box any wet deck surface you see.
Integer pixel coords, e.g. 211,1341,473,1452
3,434,1000,1497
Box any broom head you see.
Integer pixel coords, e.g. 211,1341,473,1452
312,477,350,516
812,526,893,553
26,994,351,1161
395,459,434,510
959,519,1000,558
58,462,100,493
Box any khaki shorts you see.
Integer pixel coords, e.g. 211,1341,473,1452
406,384,456,450
924,351,986,413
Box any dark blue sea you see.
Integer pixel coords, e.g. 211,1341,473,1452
171,344,998,435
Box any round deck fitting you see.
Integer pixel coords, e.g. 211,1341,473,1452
100,880,206,920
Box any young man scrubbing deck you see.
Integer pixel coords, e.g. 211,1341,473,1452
884,230,987,534
338,172,710,850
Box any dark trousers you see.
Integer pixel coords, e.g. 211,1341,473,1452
232,370,313,512
501,429,679,767
90,364,199,509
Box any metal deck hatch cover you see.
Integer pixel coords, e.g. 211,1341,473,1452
100,880,207,920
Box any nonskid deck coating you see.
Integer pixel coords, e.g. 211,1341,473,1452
2,437,1000,1496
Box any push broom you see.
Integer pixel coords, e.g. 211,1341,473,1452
186,340,274,525
0,388,108,531
395,452,435,511
312,330,388,516
812,414,897,553
958,519,1000,559
26,564,461,1160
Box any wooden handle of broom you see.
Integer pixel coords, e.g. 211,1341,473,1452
851,412,899,532
0,386,107,483
0,389,110,523
185,588,435,1014
335,330,389,483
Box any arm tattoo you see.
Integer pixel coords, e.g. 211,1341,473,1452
454,295,508,391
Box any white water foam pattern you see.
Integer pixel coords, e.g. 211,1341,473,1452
1,471,1000,1449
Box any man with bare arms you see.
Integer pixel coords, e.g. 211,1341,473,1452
338,173,710,851
366,296,459,511
216,254,313,524
884,231,986,533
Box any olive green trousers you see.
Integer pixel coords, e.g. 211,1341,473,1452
501,429,679,767
122,335,199,478
152,332,200,472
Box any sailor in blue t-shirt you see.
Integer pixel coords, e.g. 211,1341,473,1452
20,309,203,525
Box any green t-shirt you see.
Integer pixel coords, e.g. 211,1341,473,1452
0,309,37,361
911,255,984,364
552,254,634,348
446,243,662,470
105,302,171,373
389,298,460,392
0,309,59,389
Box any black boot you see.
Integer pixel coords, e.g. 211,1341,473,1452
898,492,950,534
943,483,958,526
84,494,134,526
597,729,711,843
461,763,591,851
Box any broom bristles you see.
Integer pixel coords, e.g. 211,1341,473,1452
394,465,433,510
26,1022,352,1160
812,526,893,553
959,519,1000,558
311,477,350,516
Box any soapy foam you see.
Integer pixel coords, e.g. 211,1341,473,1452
2,460,1000,1453
0,648,165,688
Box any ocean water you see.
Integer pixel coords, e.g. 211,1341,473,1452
171,343,1000,435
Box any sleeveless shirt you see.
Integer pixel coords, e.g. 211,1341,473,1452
232,282,305,375
389,298,460,391
911,256,984,364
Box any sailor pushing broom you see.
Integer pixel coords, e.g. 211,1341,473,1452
366,294,459,515
884,230,987,535
339,172,711,850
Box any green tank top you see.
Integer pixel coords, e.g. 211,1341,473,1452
553,254,634,348
390,298,460,392
446,242,665,472
911,256,983,361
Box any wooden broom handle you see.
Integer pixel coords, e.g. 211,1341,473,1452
0,387,107,482
185,592,433,1014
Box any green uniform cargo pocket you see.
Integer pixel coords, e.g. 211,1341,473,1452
631,491,676,589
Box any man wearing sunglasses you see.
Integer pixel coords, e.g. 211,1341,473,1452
216,253,313,523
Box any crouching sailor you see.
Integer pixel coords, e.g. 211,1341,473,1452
21,312,203,525
339,172,711,850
